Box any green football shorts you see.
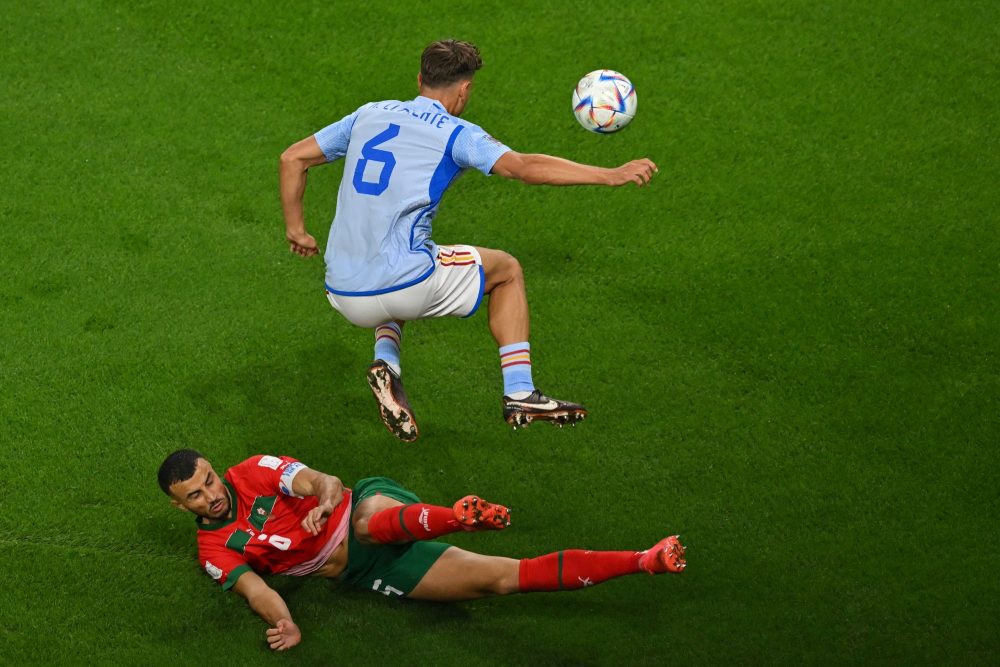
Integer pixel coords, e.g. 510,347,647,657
340,477,451,597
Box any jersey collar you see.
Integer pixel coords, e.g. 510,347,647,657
414,95,446,112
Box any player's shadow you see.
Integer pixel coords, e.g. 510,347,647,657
280,583,617,667
179,327,511,466
183,339,382,455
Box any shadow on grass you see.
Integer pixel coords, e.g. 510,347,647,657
283,583,621,667
182,340,382,455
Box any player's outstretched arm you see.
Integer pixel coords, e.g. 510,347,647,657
491,151,657,187
232,571,302,651
292,467,345,536
279,136,328,257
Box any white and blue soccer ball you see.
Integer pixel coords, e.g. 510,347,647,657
572,69,637,133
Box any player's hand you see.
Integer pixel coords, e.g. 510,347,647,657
301,499,337,536
609,158,658,187
287,230,319,257
266,618,302,651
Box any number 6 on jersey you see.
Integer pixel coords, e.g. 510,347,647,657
352,123,400,196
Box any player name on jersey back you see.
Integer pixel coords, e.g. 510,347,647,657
316,95,510,297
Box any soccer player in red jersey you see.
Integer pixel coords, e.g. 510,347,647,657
159,450,686,651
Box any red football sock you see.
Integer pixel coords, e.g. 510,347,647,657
366,504,460,544
518,550,643,592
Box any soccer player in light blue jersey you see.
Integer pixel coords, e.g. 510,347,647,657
280,40,657,442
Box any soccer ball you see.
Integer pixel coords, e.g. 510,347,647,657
572,70,637,133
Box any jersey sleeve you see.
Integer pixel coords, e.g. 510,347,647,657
231,455,310,499
451,122,511,176
314,104,369,162
200,543,253,591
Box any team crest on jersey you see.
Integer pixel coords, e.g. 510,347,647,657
258,455,282,470
204,561,223,580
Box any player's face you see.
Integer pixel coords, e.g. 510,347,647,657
169,458,230,520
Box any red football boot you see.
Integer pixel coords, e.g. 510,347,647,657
452,495,511,531
638,535,687,574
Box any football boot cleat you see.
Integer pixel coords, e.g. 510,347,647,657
638,535,687,574
366,361,419,442
452,495,511,531
503,390,587,429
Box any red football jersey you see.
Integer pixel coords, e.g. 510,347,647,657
195,455,352,590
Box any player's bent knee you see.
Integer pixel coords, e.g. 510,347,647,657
507,255,524,283
352,516,375,544
493,253,523,285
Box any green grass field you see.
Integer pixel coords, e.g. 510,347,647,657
2,1,998,664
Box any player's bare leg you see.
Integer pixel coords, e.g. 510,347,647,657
476,246,587,429
409,547,520,601
477,247,529,346
408,536,687,602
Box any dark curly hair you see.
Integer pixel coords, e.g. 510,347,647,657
157,449,204,495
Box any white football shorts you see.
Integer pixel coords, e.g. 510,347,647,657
326,244,485,328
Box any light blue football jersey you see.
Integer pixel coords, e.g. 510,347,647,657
314,95,511,296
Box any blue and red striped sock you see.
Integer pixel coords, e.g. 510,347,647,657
374,323,402,376
499,342,534,397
